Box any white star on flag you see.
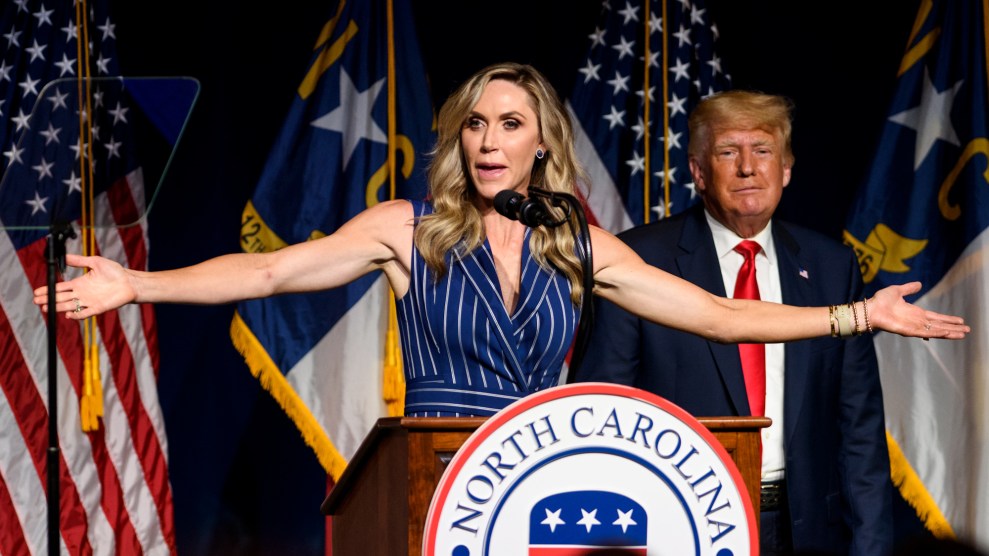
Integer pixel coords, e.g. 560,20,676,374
888,70,964,169
310,69,387,170
25,190,48,214
566,0,732,232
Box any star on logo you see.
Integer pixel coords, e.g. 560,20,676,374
540,508,565,532
311,69,387,171
576,508,601,532
613,508,637,533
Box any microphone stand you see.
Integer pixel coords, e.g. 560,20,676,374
527,187,594,382
45,220,75,556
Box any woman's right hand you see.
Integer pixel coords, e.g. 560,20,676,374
33,253,136,319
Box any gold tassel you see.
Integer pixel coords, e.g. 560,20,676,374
80,320,103,432
382,290,405,416
76,0,103,433
80,366,96,432
381,1,405,418
89,340,103,418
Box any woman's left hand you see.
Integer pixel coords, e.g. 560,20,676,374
867,282,970,339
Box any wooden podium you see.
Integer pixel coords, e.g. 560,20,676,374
321,415,769,556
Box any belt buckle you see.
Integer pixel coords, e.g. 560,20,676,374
760,480,784,511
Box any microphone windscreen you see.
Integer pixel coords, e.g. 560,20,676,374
494,190,523,220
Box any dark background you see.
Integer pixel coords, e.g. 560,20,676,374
108,1,924,554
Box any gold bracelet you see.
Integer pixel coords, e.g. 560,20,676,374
851,302,861,336
862,297,873,334
833,303,855,338
828,305,838,337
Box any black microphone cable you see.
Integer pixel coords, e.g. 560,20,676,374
526,187,594,383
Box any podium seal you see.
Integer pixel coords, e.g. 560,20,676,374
423,383,757,555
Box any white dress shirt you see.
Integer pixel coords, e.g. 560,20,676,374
704,210,785,483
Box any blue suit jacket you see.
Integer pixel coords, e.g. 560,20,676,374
577,205,893,555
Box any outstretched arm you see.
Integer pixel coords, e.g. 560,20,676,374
34,200,415,319
589,226,969,342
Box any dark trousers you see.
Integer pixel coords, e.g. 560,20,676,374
760,506,794,556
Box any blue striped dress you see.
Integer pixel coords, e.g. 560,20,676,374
398,200,580,417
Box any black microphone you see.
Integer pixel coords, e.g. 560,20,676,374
494,190,549,227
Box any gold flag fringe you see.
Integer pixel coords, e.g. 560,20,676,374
230,311,349,481
887,431,955,538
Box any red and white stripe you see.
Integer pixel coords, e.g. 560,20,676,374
567,102,634,235
0,169,175,555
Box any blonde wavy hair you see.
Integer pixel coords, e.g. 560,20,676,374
415,62,587,304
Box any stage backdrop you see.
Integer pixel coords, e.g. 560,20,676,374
85,0,971,554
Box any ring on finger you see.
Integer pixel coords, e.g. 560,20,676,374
924,322,932,331
73,298,82,313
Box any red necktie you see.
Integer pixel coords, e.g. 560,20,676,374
734,240,765,417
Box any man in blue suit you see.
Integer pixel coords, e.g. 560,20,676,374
576,91,893,555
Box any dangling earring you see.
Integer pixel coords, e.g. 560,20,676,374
535,148,545,160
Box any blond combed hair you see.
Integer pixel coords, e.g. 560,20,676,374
688,90,796,167
415,62,587,304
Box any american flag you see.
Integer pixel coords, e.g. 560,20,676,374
567,0,732,233
0,1,192,553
